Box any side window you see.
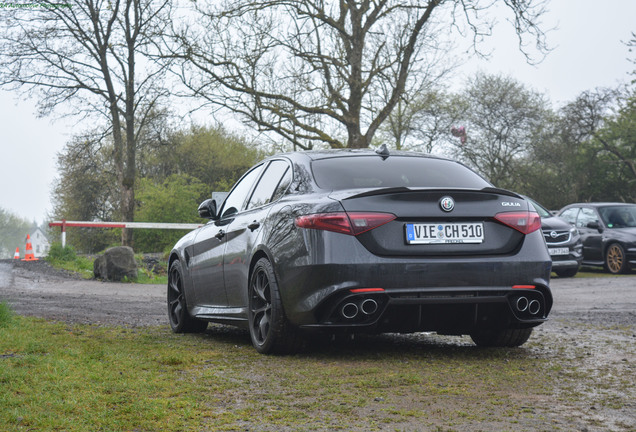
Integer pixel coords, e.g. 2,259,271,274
271,166,292,202
577,208,598,228
220,164,264,219
560,208,579,225
246,160,290,210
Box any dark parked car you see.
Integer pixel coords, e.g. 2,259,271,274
558,203,636,274
526,197,583,278
167,149,553,353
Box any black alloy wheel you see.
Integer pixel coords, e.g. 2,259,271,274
605,243,629,274
248,258,301,354
167,260,207,333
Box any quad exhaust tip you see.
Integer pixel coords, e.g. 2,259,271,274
516,297,529,312
341,303,359,319
360,299,378,315
528,299,541,315
340,298,379,319
515,296,541,316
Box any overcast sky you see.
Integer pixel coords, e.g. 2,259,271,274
1,0,635,225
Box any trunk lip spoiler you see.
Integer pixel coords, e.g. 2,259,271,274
337,186,522,201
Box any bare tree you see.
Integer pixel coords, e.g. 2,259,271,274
450,73,551,190
381,87,463,153
0,0,172,246
51,130,121,253
168,0,548,149
566,88,636,181
527,86,636,206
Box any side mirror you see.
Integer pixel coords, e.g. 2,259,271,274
586,221,602,231
198,199,218,220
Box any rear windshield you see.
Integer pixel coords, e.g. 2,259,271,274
311,156,491,190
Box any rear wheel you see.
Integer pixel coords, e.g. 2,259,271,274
470,328,533,347
248,258,302,354
605,243,629,274
167,259,208,333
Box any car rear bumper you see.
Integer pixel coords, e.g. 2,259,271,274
299,285,550,334
275,230,552,333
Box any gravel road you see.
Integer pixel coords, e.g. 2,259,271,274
1,259,634,330
0,260,166,327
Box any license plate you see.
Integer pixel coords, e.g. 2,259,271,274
406,223,484,244
549,247,569,256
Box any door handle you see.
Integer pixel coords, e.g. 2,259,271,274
248,221,260,232
215,230,225,240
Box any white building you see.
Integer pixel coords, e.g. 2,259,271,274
30,227,51,258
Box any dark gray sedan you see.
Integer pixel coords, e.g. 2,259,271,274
168,149,553,353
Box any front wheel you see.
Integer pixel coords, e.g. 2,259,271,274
470,328,533,347
248,258,302,354
167,259,208,333
605,243,630,274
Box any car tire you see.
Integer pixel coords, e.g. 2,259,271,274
248,257,302,354
605,243,630,274
167,259,208,333
470,328,533,347
555,268,578,278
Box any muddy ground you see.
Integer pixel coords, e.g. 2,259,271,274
1,259,635,431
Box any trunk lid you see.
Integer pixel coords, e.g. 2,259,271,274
333,188,529,257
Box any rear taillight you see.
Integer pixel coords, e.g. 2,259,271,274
350,288,385,293
512,285,536,289
494,211,541,235
295,212,396,236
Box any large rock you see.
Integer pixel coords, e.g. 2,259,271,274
93,246,138,281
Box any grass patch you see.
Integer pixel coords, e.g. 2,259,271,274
135,270,168,285
135,254,168,285
2,317,634,430
45,243,94,279
0,302,13,327
0,318,572,431
1,318,209,431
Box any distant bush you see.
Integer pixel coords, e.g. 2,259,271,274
46,242,78,263
46,243,94,279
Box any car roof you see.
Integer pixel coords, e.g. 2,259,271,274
563,202,636,208
271,148,449,163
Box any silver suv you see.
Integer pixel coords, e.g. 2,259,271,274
527,197,583,278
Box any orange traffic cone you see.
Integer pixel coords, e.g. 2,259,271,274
21,234,38,262
13,247,20,259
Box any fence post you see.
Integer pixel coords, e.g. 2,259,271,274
61,219,67,248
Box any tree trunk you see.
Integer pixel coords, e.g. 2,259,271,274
120,185,134,246
347,128,368,148
120,0,137,248
108,100,131,246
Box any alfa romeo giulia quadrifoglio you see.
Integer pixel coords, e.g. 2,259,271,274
167,148,553,354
